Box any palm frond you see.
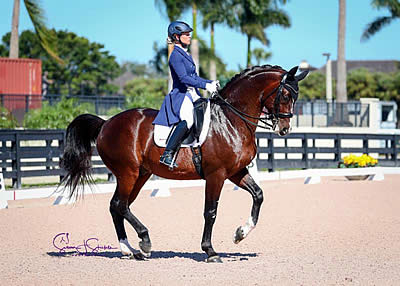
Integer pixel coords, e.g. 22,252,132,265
154,0,187,21
361,16,393,41
24,0,64,65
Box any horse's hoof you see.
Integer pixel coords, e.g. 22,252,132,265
233,226,245,244
139,241,152,258
130,251,146,260
206,255,223,263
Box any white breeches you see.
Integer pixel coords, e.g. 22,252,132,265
180,96,194,129
180,89,200,129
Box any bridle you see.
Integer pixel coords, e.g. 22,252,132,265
212,72,299,130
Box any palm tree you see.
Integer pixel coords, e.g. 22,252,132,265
9,0,62,63
361,0,400,41
200,0,237,80
252,48,272,65
155,0,205,71
155,0,206,89
155,0,186,89
336,0,347,103
234,0,290,67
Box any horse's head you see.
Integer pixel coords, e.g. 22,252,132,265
262,66,308,136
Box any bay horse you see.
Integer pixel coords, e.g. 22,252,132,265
60,65,308,263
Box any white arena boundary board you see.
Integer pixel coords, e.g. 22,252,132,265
1,167,400,209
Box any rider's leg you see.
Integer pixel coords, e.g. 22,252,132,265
160,96,193,168
179,95,194,129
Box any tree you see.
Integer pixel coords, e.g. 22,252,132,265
347,68,378,99
0,29,121,95
154,0,206,72
150,42,169,76
9,0,62,63
361,0,400,41
252,47,272,65
123,78,168,109
234,0,290,67
200,0,237,80
151,36,229,80
298,72,331,100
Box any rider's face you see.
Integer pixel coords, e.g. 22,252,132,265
178,32,191,45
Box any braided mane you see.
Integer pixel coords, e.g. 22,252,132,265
220,64,284,96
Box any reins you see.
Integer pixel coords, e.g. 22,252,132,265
212,72,298,130
212,92,277,130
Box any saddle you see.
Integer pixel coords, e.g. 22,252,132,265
153,98,209,178
153,98,210,148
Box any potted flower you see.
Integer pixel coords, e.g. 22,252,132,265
338,154,378,180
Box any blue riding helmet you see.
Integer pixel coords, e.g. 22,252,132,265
168,21,193,40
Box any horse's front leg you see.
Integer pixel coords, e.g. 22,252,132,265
201,174,224,263
229,168,264,244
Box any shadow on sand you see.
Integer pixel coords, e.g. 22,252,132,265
47,250,258,262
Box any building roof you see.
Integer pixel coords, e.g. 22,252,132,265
318,60,400,78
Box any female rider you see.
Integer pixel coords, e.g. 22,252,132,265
153,21,219,169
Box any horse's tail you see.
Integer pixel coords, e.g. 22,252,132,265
59,114,105,199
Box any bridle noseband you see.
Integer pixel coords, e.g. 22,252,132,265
213,72,299,130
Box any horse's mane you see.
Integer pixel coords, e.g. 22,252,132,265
220,64,284,96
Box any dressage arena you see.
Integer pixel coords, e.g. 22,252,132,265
1,175,399,285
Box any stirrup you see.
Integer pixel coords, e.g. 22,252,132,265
160,152,178,169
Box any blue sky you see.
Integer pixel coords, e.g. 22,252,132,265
0,1,399,71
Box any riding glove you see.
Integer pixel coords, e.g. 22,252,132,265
205,80,219,94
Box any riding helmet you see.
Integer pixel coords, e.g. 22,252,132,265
168,21,193,40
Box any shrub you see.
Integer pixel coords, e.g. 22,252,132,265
23,97,93,129
0,107,18,128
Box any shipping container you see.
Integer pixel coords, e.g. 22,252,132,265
0,58,42,114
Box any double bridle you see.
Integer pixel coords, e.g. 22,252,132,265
212,73,299,130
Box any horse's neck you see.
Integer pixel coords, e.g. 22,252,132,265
209,102,257,143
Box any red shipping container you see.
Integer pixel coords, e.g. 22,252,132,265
0,57,42,113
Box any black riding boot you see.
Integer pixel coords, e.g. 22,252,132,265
160,120,189,169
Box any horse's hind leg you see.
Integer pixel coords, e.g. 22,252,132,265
109,176,138,258
109,172,152,259
229,168,264,244
126,172,152,258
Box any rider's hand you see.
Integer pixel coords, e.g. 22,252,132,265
206,81,219,94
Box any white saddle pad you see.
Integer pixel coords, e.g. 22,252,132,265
154,101,211,148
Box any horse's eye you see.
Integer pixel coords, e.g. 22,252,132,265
281,94,290,103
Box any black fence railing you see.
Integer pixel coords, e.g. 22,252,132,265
0,130,111,188
256,132,400,171
293,100,370,127
1,130,399,189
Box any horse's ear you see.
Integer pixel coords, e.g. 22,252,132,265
295,70,309,82
288,66,298,76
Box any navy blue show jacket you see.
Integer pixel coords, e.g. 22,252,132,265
152,45,212,126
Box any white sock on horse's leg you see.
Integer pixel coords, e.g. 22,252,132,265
119,239,135,256
233,216,256,244
241,216,255,238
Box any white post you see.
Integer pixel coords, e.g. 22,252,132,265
0,173,8,209
323,53,332,102
326,59,332,102
360,97,380,130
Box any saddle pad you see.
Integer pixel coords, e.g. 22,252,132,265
154,101,211,148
